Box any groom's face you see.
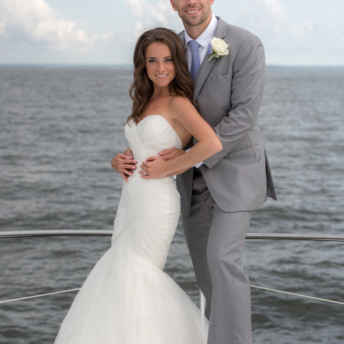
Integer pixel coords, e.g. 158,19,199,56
170,0,214,28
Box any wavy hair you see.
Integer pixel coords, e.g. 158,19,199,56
128,27,193,124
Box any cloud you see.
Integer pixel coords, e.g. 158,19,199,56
124,0,181,40
237,0,344,64
240,0,312,44
242,0,289,33
0,0,115,52
0,21,5,36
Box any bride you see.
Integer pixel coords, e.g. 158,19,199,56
54,27,222,344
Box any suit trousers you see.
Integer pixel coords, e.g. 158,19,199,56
182,171,252,344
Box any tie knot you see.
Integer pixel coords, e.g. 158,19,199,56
189,40,199,51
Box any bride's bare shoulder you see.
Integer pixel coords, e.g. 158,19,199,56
169,96,193,111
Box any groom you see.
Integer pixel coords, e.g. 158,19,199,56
159,1,277,343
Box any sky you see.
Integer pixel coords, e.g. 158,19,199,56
0,0,344,66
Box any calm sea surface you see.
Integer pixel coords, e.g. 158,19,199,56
0,66,343,343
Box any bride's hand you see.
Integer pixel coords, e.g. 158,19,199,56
111,148,137,181
140,156,169,179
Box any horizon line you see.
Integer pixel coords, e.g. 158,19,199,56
0,63,344,69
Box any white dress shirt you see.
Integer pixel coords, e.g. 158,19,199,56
184,15,218,70
184,15,218,169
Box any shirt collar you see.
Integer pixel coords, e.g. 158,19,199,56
184,14,218,49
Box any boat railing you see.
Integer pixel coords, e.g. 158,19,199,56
1,230,344,308
1,230,344,241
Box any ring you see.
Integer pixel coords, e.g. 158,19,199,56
143,172,146,176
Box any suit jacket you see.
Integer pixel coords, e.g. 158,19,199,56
177,17,277,215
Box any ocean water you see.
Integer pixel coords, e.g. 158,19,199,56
0,66,343,344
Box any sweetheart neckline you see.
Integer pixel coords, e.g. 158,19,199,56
134,115,183,147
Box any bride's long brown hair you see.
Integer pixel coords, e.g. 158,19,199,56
127,27,193,124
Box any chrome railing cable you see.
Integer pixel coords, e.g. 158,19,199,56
1,230,344,241
250,285,344,306
1,284,343,307
1,230,344,307
0,288,80,305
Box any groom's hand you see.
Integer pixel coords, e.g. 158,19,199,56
140,156,168,179
111,148,137,182
158,147,185,161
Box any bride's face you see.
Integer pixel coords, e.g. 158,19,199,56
145,42,176,91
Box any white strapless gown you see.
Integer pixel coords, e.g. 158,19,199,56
54,115,208,343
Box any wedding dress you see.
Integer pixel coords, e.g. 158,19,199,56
54,115,208,343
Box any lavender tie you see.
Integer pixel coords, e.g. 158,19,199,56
189,40,201,82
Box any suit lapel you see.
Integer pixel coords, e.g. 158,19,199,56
193,56,216,102
192,17,227,102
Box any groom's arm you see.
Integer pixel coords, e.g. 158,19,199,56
157,148,189,175
204,33,265,169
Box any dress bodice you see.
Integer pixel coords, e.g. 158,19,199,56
125,115,182,170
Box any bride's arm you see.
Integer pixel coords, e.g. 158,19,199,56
140,97,222,179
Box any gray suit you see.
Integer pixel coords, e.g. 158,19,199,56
177,17,276,344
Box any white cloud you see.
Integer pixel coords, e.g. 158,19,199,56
241,0,289,34
0,21,5,36
0,0,115,52
125,0,145,18
237,0,344,64
124,0,181,40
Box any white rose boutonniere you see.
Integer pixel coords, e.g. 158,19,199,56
207,37,229,61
